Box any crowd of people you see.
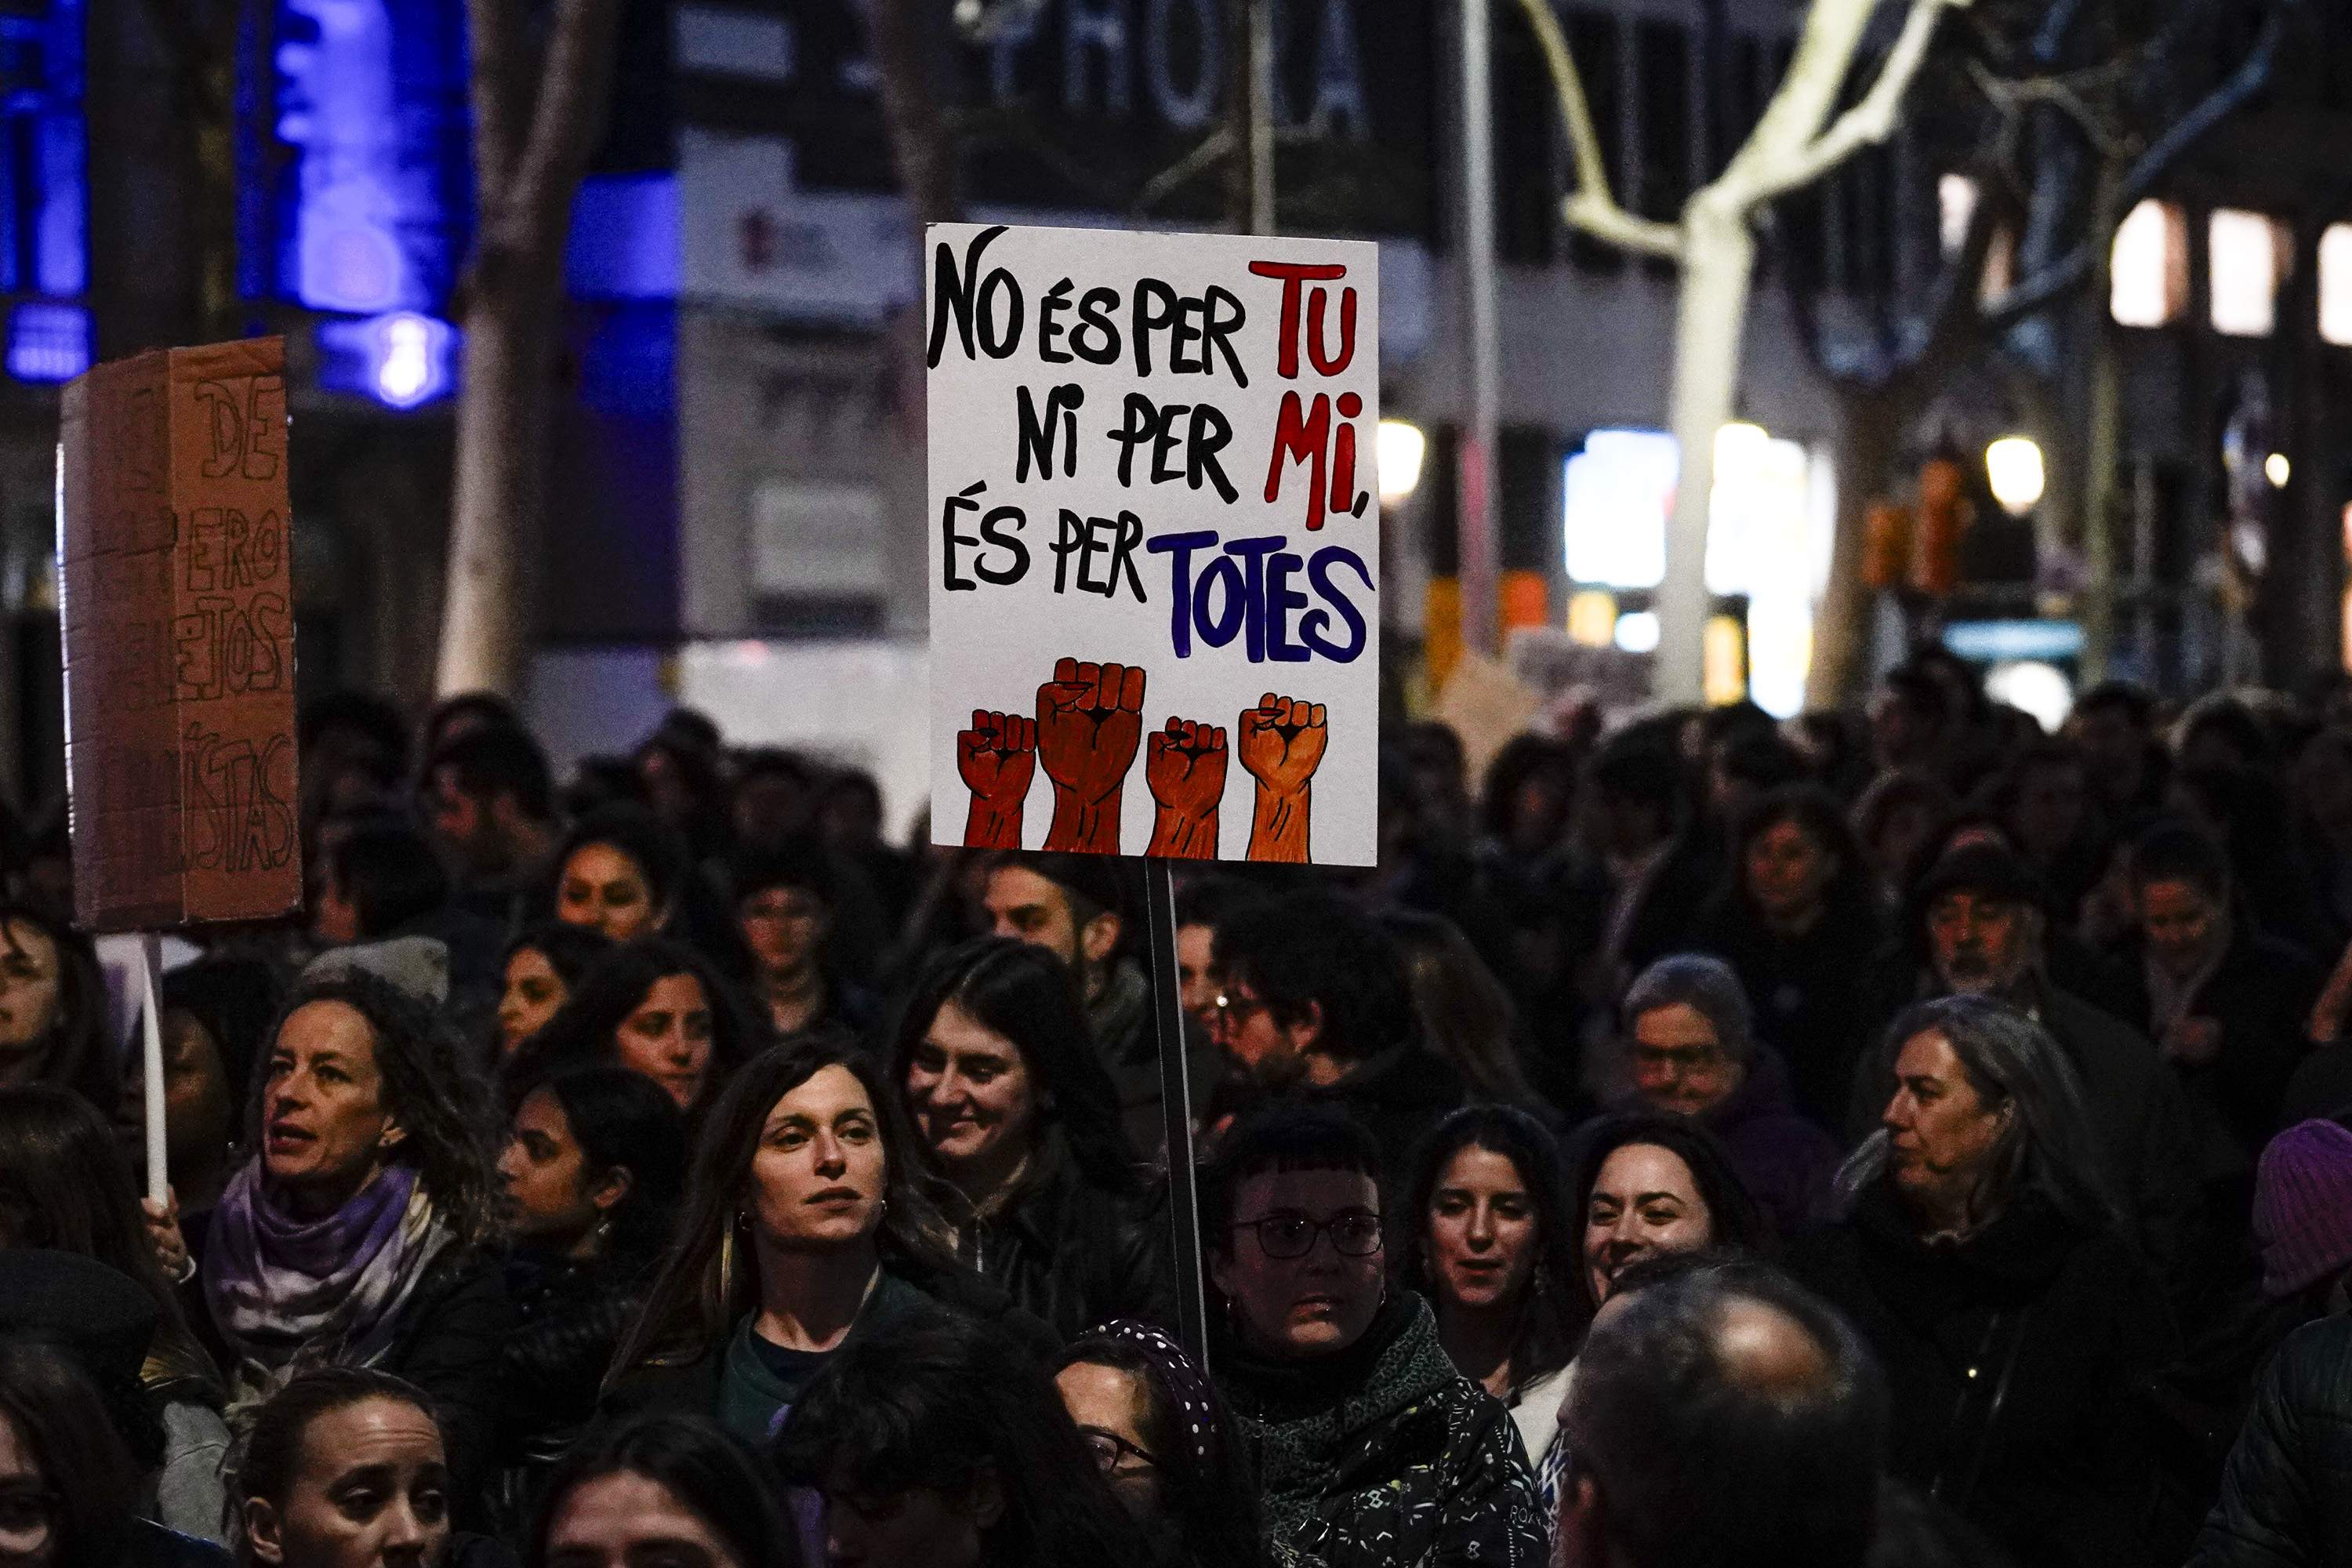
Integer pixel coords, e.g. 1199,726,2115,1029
6,656,2352,1566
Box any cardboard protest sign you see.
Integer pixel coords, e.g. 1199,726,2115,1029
927,223,1380,866
58,337,301,932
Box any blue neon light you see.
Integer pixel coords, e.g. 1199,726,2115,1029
8,301,88,382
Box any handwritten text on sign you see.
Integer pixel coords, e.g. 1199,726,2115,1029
927,223,1378,866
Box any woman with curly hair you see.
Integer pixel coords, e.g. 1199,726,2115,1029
170,971,510,1504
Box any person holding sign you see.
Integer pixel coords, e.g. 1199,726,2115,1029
891,938,1168,1340
187,972,511,1505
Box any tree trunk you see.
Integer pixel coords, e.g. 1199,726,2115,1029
1809,383,1900,708
1654,197,1756,704
437,248,561,695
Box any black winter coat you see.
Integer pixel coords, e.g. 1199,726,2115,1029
1216,1292,1548,1568
2191,1315,2352,1568
492,1246,655,1521
1787,1185,2180,1568
1846,983,2202,1299
954,1147,1172,1342
1692,895,1896,1131
2132,928,2324,1173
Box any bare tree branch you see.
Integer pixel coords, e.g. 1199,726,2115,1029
1738,0,1972,203
1978,0,2288,327
507,0,622,241
1509,0,1682,258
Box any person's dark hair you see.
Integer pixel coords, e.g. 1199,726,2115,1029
428,722,555,823
1881,666,1951,728
1377,910,1544,1108
517,1066,689,1269
161,956,281,1115
327,816,452,939
735,746,816,793
0,902,109,1106
502,920,616,996
1200,1101,1382,1247
1728,786,1884,928
1480,734,1578,842
528,1412,800,1568
890,938,1140,1193
231,1367,440,1533
1851,769,1957,865
1051,1327,1269,1568
1591,736,1683,810
609,1039,960,1379
553,805,691,920
299,691,409,779
2074,679,2155,729
655,707,724,759
420,691,524,759
1171,874,1263,936
506,937,764,1119
2129,816,2233,901
260,972,502,1244
727,833,840,909
1213,891,1414,1065
987,851,1130,936
1397,1105,1581,1388
1837,995,2114,1234
1569,1114,1769,1312
775,1314,1148,1568
1563,1264,1889,1568
0,1087,219,1393
0,1336,142,1567
1717,731,1807,794
2177,691,2275,769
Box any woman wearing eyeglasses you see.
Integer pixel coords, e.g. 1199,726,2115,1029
1203,1103,1546,1568
1051,1322,1268,1568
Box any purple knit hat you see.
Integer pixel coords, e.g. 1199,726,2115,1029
2253,1119,2352,1298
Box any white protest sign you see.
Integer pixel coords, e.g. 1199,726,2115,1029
927,222,1380,866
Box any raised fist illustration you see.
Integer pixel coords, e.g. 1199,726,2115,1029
1240,693,1327,863
1036,658,1146,854
1146,717,1227,859
956,709,1035,849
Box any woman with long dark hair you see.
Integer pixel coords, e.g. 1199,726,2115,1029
1788,996,2177,1568
1692,785,1896,1127
1396,1105,1583,1467
603,1038,1040,1444
493,1065,688,1523
509,938,764,1124
775,1313,1156,1568
0,900,111,1108
527,1412,799,1568
889,938,1167,1338
0,1087,229,1539
493,922,613,1058
1052,1321,1269,1568
0,1338,225,1566
546,806,748,975
114,956,281,1223
177,972,510,1503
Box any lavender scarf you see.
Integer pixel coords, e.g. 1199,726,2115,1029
201,1160,456,1399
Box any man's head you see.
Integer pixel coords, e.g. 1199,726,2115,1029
981,855,1126,1002
2131,820,2233,979
1915,844,2044,1000
731,837,839,983
423,725,555,879
2072,681,2157,792
1556,1264,1887,1568
1172,877,1264,1033
1870,668,1949,772
1210,891,1412,1081
1591,739,1682,860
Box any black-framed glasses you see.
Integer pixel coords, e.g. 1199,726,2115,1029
1079,1427,1161,1473
1232,1212,1385,1258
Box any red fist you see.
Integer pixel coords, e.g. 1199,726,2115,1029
1037,658,1146,854
1146,717,1227,860
956,710,1035,849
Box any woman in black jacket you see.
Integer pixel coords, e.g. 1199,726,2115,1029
1788,995,2179,1568
891,938,1168,1339
492,1064,687,1525
1690,786,1896,1129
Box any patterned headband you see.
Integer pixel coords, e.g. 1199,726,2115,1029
1090,1319,1221,1467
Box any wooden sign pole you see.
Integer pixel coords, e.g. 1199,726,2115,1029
1138,858,1209,1367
